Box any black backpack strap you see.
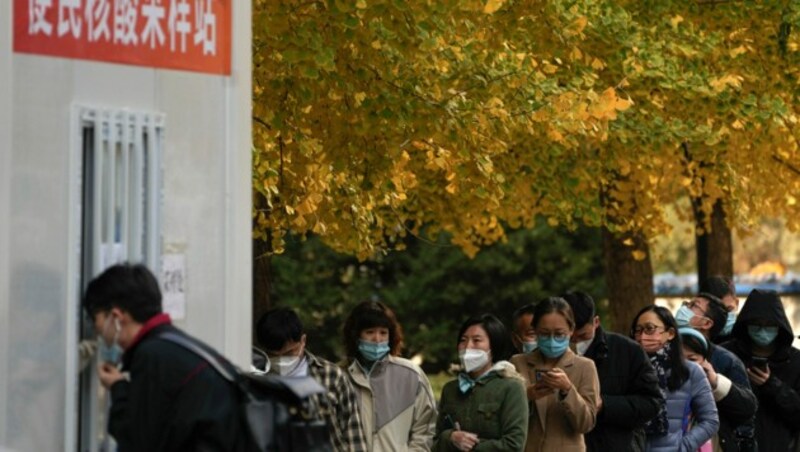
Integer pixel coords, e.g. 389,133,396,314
159,332,238,383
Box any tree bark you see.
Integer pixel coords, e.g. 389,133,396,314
602,228,654,333
694,199,734,292
252,238,272,332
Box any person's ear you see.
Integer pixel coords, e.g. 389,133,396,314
665,327,676,341
593,316,601,329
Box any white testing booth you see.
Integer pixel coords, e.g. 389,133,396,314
0,1,252,450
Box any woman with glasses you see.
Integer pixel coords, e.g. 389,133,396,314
630,306,719,452
434,314,528,451
511,297,600,452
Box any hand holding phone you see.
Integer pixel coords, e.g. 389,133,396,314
750,356,769,371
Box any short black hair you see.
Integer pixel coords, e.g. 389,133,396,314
561,290,596,329
82,263,162,323
706,276,735,299
343,301,404,358
457,314,514,362
256,307,304,351
697,292,727,340
511,303,536,332
533,297,575,330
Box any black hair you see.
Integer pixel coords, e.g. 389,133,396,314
706,276,735,299
561,290,596,329
343,300,404,358
457,314,514,362
256,307,304,351
533,297,575,330
82,263,162,323
680,330,710,360
511,303,536,325
697,292,727,340
630,305,688,391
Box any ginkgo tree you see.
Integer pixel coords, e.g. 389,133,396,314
252,0,800,329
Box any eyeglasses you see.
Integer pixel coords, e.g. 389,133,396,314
632,324,665,336
537,332,569,341
683,300,708,316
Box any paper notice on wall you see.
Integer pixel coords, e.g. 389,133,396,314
162,254,187,320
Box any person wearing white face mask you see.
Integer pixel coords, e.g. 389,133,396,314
561,291,663,452
434,314,528,451
343,301,436,451
720,289,800,452
256,308,367,451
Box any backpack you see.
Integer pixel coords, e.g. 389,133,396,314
159,332,333,452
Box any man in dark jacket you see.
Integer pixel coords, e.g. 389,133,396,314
562,290,664,452
676,292,757,451
707,276,739,345
722,289,800,452
83,263,246,451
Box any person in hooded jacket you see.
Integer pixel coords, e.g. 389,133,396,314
721,289,800,452
434,314,528,451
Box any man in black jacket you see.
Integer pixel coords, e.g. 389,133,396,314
722,289,800,452
676,292,757,451
83,263,247,451
562,290,664,452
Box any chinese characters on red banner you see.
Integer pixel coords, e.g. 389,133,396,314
15,0,231,75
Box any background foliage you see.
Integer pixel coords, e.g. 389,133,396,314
266,220,605,372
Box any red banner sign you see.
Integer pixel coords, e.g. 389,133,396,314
14,0,231,75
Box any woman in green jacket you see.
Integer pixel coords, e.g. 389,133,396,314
434,314,529,451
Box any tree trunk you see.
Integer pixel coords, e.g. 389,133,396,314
694,199,733,292
602,228,654,333
252,238,272,332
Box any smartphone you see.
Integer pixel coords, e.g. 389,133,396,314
750,356,769,371
534,368,550,383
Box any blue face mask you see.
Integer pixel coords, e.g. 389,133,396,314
98,315,123,365
674,305,696,328
538,336,570,358
721,312,736,336
748,325,779,347
522,340,538,354
358,340,390,362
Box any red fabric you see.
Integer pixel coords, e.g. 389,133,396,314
128,313,172,350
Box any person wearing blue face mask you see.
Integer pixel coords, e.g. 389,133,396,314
706,276,739,345
721,289,800,452
675,293,757,452
82,264,248,451
343,301,437,451
510,296,600,452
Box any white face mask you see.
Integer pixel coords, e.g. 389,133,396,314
575,339,592,356
271,355,302,376
459,348,490,373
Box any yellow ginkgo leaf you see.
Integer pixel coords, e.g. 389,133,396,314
483,0,506,14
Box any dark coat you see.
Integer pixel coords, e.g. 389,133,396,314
109,316,246,452
582,327,664,452
722,289,800,452
708,344,757,451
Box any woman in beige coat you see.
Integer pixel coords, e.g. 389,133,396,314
511,296,601,452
